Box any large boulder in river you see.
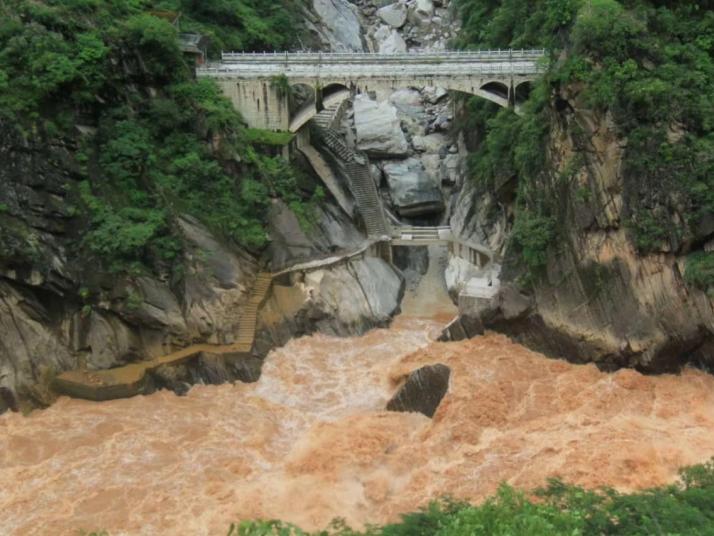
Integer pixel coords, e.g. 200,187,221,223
353,95,409,158
383,158,444,216
386,363,450,417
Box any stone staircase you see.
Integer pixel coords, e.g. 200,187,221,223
234,272,273,350
312,99,344,129
312,123,389,238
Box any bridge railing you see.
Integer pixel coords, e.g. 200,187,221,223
197,63,544,77
220,49,547,63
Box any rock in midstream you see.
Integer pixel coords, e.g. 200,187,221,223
386,363,451,417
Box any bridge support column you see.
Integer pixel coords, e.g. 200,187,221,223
215,79,289,131
372,240,393,265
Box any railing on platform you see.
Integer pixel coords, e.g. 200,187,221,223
198,63,544,77
219,49,547,62
197,49,547,78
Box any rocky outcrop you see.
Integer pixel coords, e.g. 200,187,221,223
267,199,365,271
353,95,409,157
450,100,714,373
256,256,404,351
383,158,444,216
309,0,365,52
386,363,450,417
0,129,262,407
377,3,407,28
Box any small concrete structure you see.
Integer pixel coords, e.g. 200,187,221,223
179,33,210,66
197,49,545,130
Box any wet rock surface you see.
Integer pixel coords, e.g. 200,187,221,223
386,363,450,417
439,314,484,342
150,352,263,396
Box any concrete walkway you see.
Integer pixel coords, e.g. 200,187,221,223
53,273,272,401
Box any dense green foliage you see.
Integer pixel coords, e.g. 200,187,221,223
245,128,296,146
170,0,303,55
228,459,714,535
454,0,714,280
685,252,714,297
0,0,314,275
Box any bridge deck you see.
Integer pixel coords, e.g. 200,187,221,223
198,49,546,79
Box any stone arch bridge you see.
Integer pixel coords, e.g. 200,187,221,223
197,50,546,131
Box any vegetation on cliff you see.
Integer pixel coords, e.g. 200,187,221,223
454,0,713,285
0,0,313,277
229,459,714,535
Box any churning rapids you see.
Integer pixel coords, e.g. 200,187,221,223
3,316,714,535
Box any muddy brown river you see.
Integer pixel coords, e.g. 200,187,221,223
2,316,714,535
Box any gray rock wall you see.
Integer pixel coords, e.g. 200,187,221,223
256,256,405,351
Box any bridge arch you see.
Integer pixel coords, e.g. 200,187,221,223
288,83,318,133
286,78,536,131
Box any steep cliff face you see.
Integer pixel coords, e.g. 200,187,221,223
0,128,262,409
446,0,714,373
452,90,714,373
513,109,711,372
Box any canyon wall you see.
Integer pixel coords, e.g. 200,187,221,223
450,98,714,372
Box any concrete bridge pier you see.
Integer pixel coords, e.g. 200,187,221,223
215,79,290,131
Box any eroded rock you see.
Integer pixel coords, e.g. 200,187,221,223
256,256,404,352
311,0,365,51
386,363,450,417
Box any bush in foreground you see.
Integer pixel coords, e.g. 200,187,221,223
231,459,714,535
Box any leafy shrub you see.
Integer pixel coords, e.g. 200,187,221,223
510,210,557,280
685,252,714,296
229,459,714,536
